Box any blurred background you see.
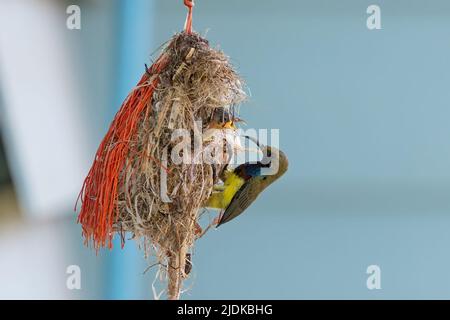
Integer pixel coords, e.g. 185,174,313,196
0,0,450,299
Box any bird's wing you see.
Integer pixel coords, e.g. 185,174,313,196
217,177,261,226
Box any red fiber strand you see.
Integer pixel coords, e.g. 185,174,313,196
184,0,194,34
76,54,169,250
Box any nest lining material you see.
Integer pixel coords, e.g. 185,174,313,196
82,32,246,299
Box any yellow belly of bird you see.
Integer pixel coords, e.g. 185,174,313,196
205,172,245,209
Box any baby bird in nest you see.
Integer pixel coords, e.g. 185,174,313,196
205,137,288,227
207,107,246,130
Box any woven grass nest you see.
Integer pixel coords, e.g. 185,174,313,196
78,32,247,299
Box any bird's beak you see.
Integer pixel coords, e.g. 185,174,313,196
244,135,261,148
222,120,236,129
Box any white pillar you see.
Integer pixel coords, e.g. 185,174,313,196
0,0,89,217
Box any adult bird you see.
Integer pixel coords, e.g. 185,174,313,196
205,137,288,227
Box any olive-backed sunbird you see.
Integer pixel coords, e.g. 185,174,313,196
205,140,288,227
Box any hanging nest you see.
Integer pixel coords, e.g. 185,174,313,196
77,32,246,299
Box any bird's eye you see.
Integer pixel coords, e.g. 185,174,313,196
262,177,268,180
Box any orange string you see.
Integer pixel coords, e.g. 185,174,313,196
184,0,194,34
77,54,169,250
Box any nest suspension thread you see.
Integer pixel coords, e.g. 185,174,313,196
184,0,194,34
